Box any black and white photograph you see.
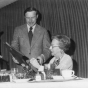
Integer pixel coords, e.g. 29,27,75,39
0,0,88,88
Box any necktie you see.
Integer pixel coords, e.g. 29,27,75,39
28,27,33,45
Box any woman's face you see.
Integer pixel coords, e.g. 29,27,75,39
50,39,62,57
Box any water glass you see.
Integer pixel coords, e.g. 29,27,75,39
11,68,18,74
11,68,18,79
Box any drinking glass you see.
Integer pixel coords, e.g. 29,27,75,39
11,68,18,74
11,68,18,79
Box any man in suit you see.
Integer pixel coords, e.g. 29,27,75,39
11,7,51,73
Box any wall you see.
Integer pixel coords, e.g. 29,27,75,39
0,0,88,77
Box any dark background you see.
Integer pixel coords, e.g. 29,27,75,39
0,0,88,78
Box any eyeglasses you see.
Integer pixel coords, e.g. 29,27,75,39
50,46,59,49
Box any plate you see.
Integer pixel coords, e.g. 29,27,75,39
63,76,77,80
28,77,80,83
28,76,80,83
13,79,30,83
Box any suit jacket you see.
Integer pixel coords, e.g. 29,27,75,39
11,24,51,72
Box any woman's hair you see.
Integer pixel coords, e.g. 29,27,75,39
53,35,71,52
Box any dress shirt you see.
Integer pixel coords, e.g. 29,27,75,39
27,24,36,33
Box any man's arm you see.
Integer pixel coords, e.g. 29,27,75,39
11,28,24,65
43,30,51,62
37,30,51,64
11,28,20,50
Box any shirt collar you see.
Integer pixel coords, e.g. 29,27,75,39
27,24,36,33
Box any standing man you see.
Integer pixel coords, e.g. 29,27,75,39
11,7,51,73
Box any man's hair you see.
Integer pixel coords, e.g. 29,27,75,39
24,7,38,16
53,35,71,52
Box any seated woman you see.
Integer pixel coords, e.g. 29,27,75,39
45,35,73,76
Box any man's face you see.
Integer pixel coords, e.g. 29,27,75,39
25,11,38,27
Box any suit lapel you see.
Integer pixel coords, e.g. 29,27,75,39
31,25,41,49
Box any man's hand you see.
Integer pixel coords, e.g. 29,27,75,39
21,63,28,69
12,57,19,64
21,63,25,67
37,56,43,65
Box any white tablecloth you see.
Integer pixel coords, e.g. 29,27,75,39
0,78,88,88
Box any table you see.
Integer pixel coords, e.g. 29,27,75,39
0,78,88,88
